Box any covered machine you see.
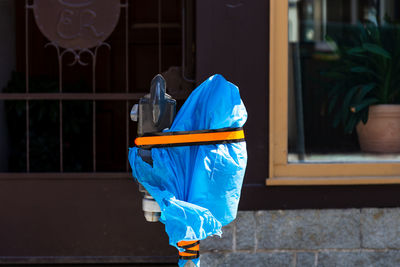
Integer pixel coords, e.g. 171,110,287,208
129,74,247,266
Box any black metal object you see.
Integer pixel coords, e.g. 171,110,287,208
130,74,177,222
131,74,177,164
135,75,177,137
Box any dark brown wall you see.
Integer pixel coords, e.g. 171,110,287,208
196,0,400,211
0,179,176,263
1,1,182,264
196,0,269,185
3,1,400,265
196,0,272,208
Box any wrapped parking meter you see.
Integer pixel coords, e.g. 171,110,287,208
129,74,247,267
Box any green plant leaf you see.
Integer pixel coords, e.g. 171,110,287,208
355,83,376,102
327,81,346,98
332,111,342,128
350,98,379,113
362,43,391,59
347,47,366,55
350,66,379,79
342,86,360,123
328,94,338,114
350,66,373,73
323,18,400,133
344,114,359,134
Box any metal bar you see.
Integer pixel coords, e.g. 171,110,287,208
92,101,96,171
92,45,97,172
126,101,130,172
25,0,30,172
181,0,196,83
351,0,358,25
25,1,29,95
0,93,144,100
379,0,385,24
124,0,130,172
59,104,64,173
322,0,327,40
60,100,63,172
53,30,64,173
132,22,181,29
90,43,111,173
25,101,29,172
158,0,162,73
92,49,96,172
0,172,132,180
124,1,129,94
59,61,63,172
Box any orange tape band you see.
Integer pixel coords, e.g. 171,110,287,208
177,240,200,258
179,250,199,257
135,129,244,147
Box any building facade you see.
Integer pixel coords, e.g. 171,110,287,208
1,0,400,266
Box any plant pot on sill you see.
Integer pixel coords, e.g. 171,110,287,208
356,105,400,153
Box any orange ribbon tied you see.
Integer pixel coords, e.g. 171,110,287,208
135,127,245,148
177,240,200,260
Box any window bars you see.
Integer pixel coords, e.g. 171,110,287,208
0,0,195,179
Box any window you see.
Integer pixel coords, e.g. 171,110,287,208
0,1,195,178
268,0,400,185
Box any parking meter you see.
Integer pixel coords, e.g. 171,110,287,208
129,74,247,267
130,74,176,222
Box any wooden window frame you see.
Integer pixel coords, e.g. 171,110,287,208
267,0,400,186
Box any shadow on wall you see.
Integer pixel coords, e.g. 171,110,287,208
0,0,16,171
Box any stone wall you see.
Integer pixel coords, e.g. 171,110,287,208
200,208,400,266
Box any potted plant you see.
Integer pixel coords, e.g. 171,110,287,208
326,18,400,153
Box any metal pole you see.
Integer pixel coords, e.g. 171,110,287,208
124,0,130,171
158,0,162,73
25,0,31,172
181,0,195,83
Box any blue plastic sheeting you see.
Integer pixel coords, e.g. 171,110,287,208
129,74,247,266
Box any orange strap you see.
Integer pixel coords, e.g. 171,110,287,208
135,127,245,148
177,240,200,260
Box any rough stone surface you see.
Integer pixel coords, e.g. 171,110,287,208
200,252,226,266
256,209,361,250
317,250,400,267
201,223,234,251
200,209,400,267
236,211,256,250
361,208,400,249
296,252,315,267
213,252,293,267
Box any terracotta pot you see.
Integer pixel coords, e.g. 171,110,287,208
356,105,400,153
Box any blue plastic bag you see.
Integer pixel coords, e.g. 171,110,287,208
129,74,247,266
